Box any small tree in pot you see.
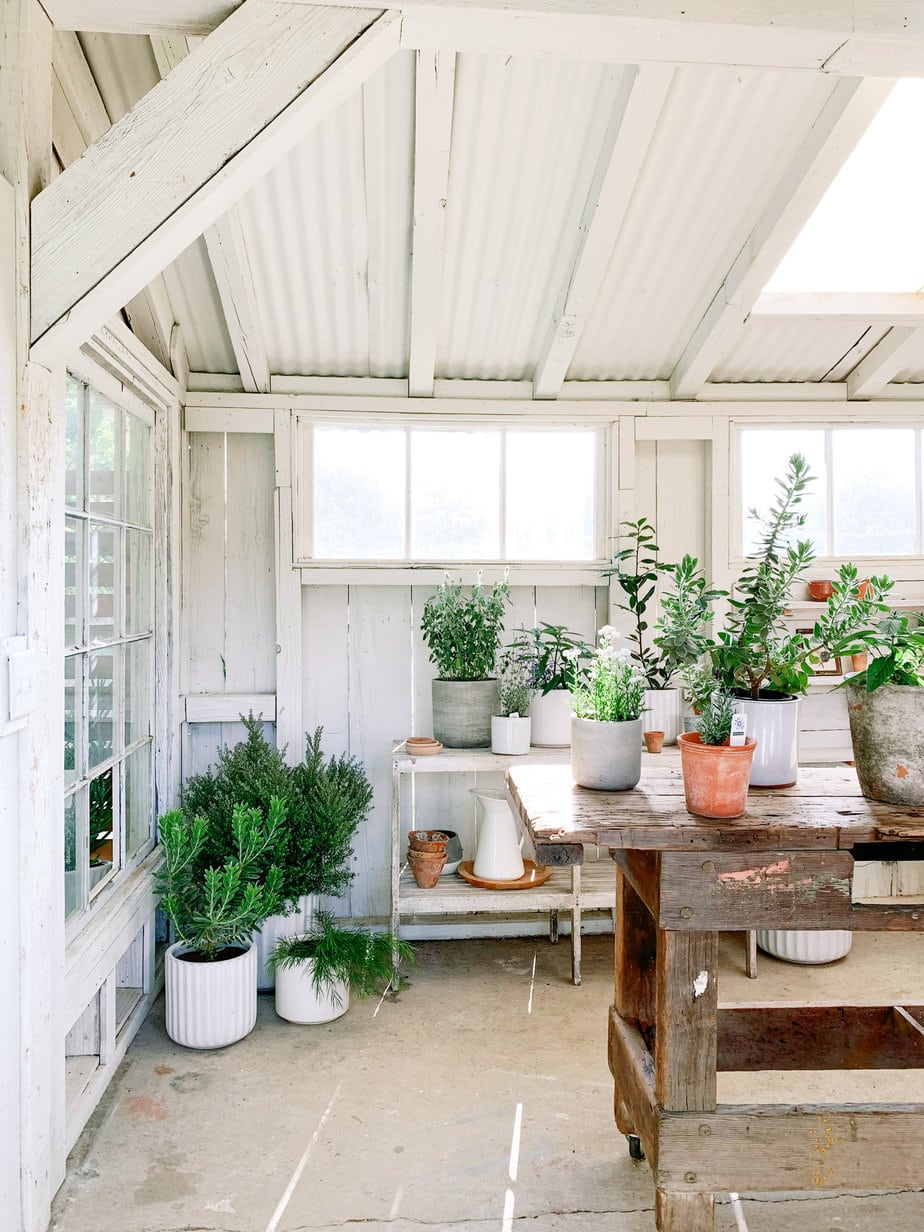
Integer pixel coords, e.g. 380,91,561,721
421,572,510,747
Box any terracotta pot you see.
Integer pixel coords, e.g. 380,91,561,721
807,579,834,601
857,579,872,599
407,849,446,887
643,730,665,754
407,830,449,853
678,732,757,819
851,652,869,672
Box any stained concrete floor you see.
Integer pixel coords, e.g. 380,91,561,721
51,931,924,1232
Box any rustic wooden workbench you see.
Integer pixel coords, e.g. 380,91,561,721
506,761,924,1232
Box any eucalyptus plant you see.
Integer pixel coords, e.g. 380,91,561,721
269,912,414,1006
421,573,510,680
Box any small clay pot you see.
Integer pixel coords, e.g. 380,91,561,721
408,830,449,853
857,579,872,599
643,730,665,754
851,652,869,672
807,580,834,601
408,849,446,887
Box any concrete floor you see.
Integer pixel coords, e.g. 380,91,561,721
51,930,924,1232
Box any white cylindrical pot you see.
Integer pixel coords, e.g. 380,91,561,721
529,689,572,747
642,688,682,746
472,790,524,881
491,714,531,755
735,694,800,787
571,716,643,791
254,895,318,991
275,958,350,1025
165,939,257,1049
432,679,498,748
757,930,853,965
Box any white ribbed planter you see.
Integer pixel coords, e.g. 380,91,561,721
275,959,350,1025
491,714,531,755
735,694,800,787
642,688,682,746
165,939,257,1049
756,930,853,965
254,895,318,991
529,689,572,747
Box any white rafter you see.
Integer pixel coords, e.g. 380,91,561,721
846,326,924,399
532,64,672,400
669,77,894,400
407,48,455,398
32,3,401,364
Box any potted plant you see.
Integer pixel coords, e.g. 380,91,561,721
570,626,645,790
421,572,510,748
491,637,535,755
605,519,722,745
269,912,413,1025
157,799,285,1049
678,688,756,819
517,622,591,748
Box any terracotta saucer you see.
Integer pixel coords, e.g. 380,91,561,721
457,860,552,890
405,737,443,756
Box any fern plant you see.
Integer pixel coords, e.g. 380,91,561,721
269,912,414,1006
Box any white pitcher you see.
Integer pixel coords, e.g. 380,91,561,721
471,790,525,881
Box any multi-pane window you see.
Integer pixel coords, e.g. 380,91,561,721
65,375,155,923
739,425,923,557
303,423,601,562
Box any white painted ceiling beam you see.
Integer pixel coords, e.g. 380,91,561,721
669,77,893,400
532,64,672,400
754,292,924,322
151,34,270,393
846,326,924,400
31,3,400,365
407,48,455,398
39,0,924,78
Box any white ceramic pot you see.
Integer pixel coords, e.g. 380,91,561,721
529,689,572,747
491,714,531,755
165,939,257,1049
735,694,800,787
756,930,853,965
275,958,350,1025
571,715,643,791
642,688,682,746
472,790,524,881
253,895,318,991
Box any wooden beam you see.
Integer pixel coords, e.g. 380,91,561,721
533,64,671,399
31,3,400,365
754,291,924,322
670,78,893,399
846,325,924,399
407,49,455,398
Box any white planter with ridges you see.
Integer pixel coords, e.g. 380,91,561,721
491,714,531,755
529,689,572,747
254,895,317,991
756,929,853,964
275,958,350,1024
165,939,257,1049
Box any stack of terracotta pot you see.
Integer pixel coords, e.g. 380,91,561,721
407,830,448,886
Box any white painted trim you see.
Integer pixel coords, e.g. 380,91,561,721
184,406,274,433
407,49,455,398
273,410,303,762
754,291,924,321
185,693,276,723
846,326,924,400
297,564,608,585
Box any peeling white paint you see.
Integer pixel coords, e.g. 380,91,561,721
693,970,709,999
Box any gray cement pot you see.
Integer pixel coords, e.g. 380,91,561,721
432,679,498,748
846,681,924,805
571,715,643,791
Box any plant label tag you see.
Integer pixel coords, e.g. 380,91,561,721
730,712,747,747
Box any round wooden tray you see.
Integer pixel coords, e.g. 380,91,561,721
457,860,552,890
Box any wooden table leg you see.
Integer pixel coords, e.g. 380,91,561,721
571,864,582,986
654,927,719,1232
612,866,657,1146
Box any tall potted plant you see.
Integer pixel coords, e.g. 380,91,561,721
421,573,510,747
570,626,645,790
519,622,591,747
491,637,535,755
158,799,285,1049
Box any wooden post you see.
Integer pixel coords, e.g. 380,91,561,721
0,2,64,1229
613,865,657,1139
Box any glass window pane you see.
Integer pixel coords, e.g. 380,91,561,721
88,766,115,893
832,428,916,555
65,377,82,510
88,522,118,644
411,430,501,559
506,431,595,560
65,516,83,648
740,429,828,555
124,414,151,528
314,427,405,558
88,648,116,770
124,744,153,860
65,793,79,920
65,655,81,786
125,530,152,637
124,640,151,748
88,391,117,518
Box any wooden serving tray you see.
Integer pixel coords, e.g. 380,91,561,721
457,860,552,890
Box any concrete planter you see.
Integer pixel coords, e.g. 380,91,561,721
571,715,643,791
529,688,573,747
275,958,349,1025
491,714,531,755
735,693,800,787
678,733,757,819
165,939,257,1049
846,681,924,805
432,679,498,748
253,895,317,991
642,688,682,746
757,930,853,964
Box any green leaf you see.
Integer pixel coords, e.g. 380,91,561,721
866,654,896,691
